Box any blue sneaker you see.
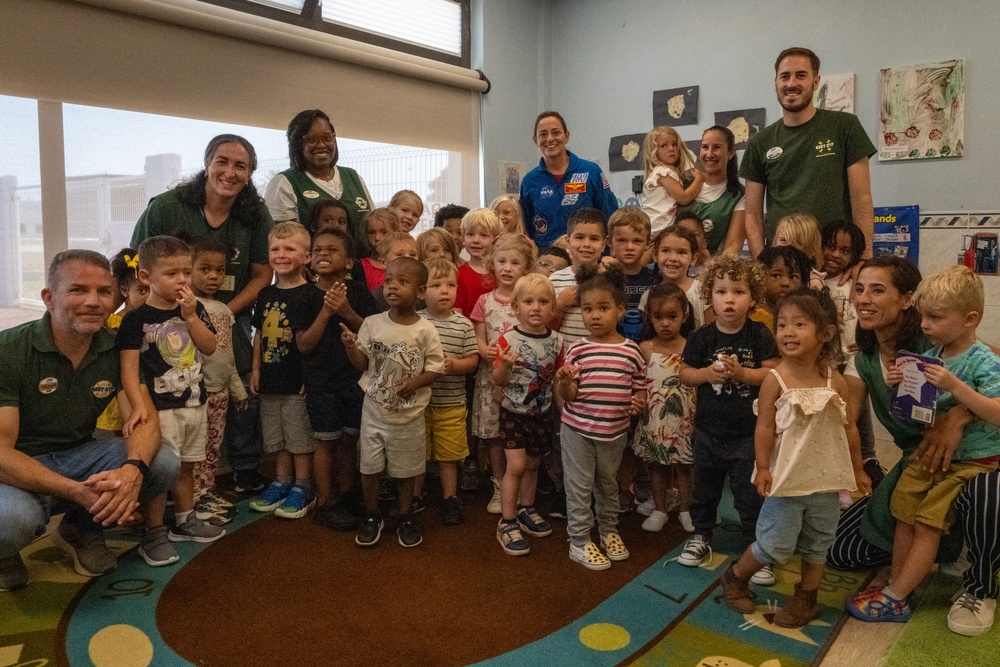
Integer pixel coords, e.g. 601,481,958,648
847,589,913,623
497,521,530,556
249,482,291,513
516,505,552,537
274,485,316,519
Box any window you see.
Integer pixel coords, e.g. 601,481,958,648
206,0,469,66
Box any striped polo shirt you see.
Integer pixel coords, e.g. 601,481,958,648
550,265,588,343
562,337,646,440
418,308,478,407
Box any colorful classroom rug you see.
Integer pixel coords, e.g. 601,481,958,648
1,494,869,667
882,573,998,667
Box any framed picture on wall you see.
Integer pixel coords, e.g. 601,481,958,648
499,161,524,195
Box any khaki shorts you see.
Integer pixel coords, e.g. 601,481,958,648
359,399,425,478
160,406,208,463
424,405,470,462
259,394,314,454
891,459,998,531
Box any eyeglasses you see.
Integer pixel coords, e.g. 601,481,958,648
303,132,336,147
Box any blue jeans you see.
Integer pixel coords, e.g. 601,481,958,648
751,492,840,566
0,439,179,558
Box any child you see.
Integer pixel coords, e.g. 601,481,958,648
608,207,655,343
455,208,502,318
774,214,825,290
633,283,697,532
361,208,400,292
373,232,420,311
472,233,536,513
306,198,367,284
417,227,460,264
293,229,378,525
642,226,708,328
118,235,223,566
190,238,247,525
555,264,646,570
98,249,149,435
723,289,869,627
433,204,470,258
341,257,445,547
417,257,479,524
821,219,866,361
493,274,564,555
640,126,703,234
676,212,712,276
389,189,424,235
535,246,570,277
491,195,526,236
756,246,811,328
848,266,1000,623
248,222,316,519
551,207,608,344
677,255,780,585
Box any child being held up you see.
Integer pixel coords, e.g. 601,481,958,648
342,257,444,548
848,266,1000,623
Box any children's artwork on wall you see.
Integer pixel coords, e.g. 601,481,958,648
878,59,965,161
814,72,855,113
653,86,699,127
499,161,524,195
713,108,765,150
608,133,647,172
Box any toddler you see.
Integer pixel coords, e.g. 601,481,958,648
642,226,707,328
756,245,811,330
433,204,470,258
534,246,570,277
491,195,526,236
455,208,502,318
774,214,825,290
417,227,460,264
556,264,646,570
640,126,703,234
608,207,655,343
360,208,400,291
389,189,424,235
676,212,712,276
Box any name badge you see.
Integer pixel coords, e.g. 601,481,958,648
39,377,58,394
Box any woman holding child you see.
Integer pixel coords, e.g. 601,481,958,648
828,256,1000,636
264,109,373,248
679,126,746,256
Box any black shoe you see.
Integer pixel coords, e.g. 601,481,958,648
355,514,384,547
397,515,423,548
864,458,886,490
442,496,465,525
548,494,567,520
233,469,267,493
313,496,363,531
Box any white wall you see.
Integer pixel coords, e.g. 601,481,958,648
541,0,999,215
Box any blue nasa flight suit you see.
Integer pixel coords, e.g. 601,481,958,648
519,151,619,251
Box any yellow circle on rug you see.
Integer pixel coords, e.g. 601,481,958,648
579,622,631,651
89,624,154,667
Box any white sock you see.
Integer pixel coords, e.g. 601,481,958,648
175,510,192,526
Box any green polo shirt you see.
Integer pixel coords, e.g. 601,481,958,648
0,313,121,457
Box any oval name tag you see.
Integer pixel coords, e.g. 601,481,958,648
303,190,320,199
766,147,783,160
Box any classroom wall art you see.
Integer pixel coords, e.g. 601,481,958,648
608,133,647,172
652,86,699,127
814,72,855,113
878,59,965,161
713,108,766,150
499,161,524,194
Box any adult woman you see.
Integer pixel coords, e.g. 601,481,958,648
131,134,272,317
264,110,372,247
828,256,1000,636
519,111,618,251
131,134,273,492
679,125,746,256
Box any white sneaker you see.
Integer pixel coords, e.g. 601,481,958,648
948,590,996,636
642,510,669,532
636,497,655,516
750,564,776,586
570,541,611,571
486,477,502,514
678,511,695,532
677,535,712,567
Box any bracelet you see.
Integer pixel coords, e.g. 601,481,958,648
123,459,150,476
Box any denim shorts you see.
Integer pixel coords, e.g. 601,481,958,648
750,492,840,566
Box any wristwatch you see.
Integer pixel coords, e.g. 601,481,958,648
123,459,150,476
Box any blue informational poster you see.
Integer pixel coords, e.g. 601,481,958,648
873,205,919,265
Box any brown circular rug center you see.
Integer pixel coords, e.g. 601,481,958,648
158,498,685,666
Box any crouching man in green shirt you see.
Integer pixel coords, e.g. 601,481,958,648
0,250,180,591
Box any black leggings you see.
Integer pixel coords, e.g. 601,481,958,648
827,469,1000,599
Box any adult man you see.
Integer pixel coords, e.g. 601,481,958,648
741,47,877,258
0,250,179,591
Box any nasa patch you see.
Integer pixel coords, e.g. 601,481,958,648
540,186,555,198
766,147,783,160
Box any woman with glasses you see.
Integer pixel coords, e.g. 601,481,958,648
264,109,373,250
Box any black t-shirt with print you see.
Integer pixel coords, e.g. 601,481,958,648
251,284,312,395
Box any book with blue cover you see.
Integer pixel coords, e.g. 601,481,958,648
891,350,943,425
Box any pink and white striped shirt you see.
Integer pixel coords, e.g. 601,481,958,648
562,338,646,441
